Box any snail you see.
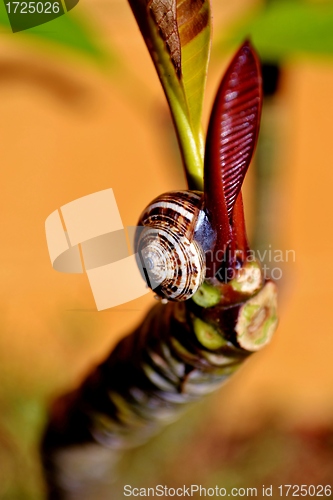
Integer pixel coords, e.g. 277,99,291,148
135,190,215,301
135,41,263,302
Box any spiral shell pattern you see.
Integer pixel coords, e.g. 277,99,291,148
135,191,206,301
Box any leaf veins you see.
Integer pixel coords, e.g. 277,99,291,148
148,0,182,77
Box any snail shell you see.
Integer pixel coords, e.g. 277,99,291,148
135,191,210,301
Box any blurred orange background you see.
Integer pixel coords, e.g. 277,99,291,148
1,0,333,497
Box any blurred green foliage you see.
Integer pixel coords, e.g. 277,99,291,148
0,1,107,64
219,0,333,62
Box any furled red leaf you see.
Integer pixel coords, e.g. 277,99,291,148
204,41,262,273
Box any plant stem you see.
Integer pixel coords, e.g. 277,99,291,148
42,278,277,498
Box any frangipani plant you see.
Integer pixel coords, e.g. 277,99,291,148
42,1,278,498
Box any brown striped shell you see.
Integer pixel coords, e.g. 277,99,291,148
135,191,207,301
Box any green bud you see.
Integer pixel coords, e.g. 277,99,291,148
192,281,221,308
230,259,263,295
235,281,278,351
193,317,226,350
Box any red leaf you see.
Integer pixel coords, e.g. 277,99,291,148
204,41,262,275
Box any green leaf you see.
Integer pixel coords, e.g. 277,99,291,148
218,1,333,63
128,0,212,190
0,2,107,65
